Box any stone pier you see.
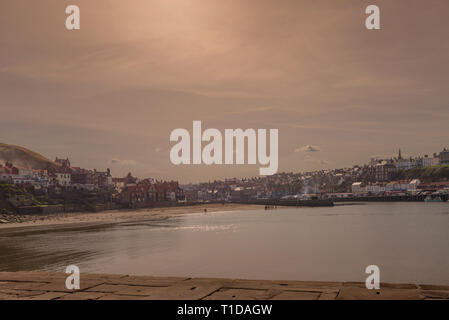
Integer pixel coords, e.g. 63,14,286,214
0,272,448,300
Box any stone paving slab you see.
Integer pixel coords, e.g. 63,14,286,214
98,294,143,300
318,291,339,300
0,281,48,291
57,291,109,300
420,290,449,299
0,272,448,300
86,283,139,293
37,279,108,293
271,291,321,300
23,292,70,300
140,283,223,300
336,286,424,300
109,285,165,297
419,284,449,291
204,288,279,300
104,275,188,287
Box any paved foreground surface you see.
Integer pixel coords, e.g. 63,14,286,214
0,272,449,300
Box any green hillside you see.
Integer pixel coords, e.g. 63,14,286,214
392,165,449,182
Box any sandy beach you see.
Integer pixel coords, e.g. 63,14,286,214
0,203,262,230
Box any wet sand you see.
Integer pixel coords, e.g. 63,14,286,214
0,204,262,230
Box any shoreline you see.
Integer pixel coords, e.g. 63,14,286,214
0,203,263,230
1,200,441,230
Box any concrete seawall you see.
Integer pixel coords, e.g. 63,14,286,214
233,200,334,207
0,272,448,300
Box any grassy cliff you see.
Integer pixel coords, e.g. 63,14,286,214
392,165,449,182
0,143,60,169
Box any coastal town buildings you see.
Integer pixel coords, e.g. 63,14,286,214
0,157,113,192
439,148,449,165
55,172,71,187
417,155,440,167
370,149,443,175
118,178,185,208
374,161,395,181
184,147,449,202
351,182,364,194
1,146,448,207
351,179,421,195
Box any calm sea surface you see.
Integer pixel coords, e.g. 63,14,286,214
1,202,449,284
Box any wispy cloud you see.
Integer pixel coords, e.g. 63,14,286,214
295,145,321,153
304,158,330,166
109,158,138,166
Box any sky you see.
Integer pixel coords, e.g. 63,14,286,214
1,0,449,182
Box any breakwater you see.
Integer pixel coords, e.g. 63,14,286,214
232,199,334,207
330,194,449,202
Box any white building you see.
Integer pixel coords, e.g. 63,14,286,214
386,180,420,192
55,172,71,187
365,184,386,194
396,158,415,170
323,193,353,199
0,173,12,183
408,179,421,192
12,176,33,185
351,182,364,193
422,156,440,167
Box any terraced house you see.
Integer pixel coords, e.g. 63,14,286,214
119,179,185,208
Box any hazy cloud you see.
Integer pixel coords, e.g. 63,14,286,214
371,154,396,159
295,145,321,153
109,158,138,166
304,159,330,166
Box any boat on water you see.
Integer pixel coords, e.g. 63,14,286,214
424,195,443,202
